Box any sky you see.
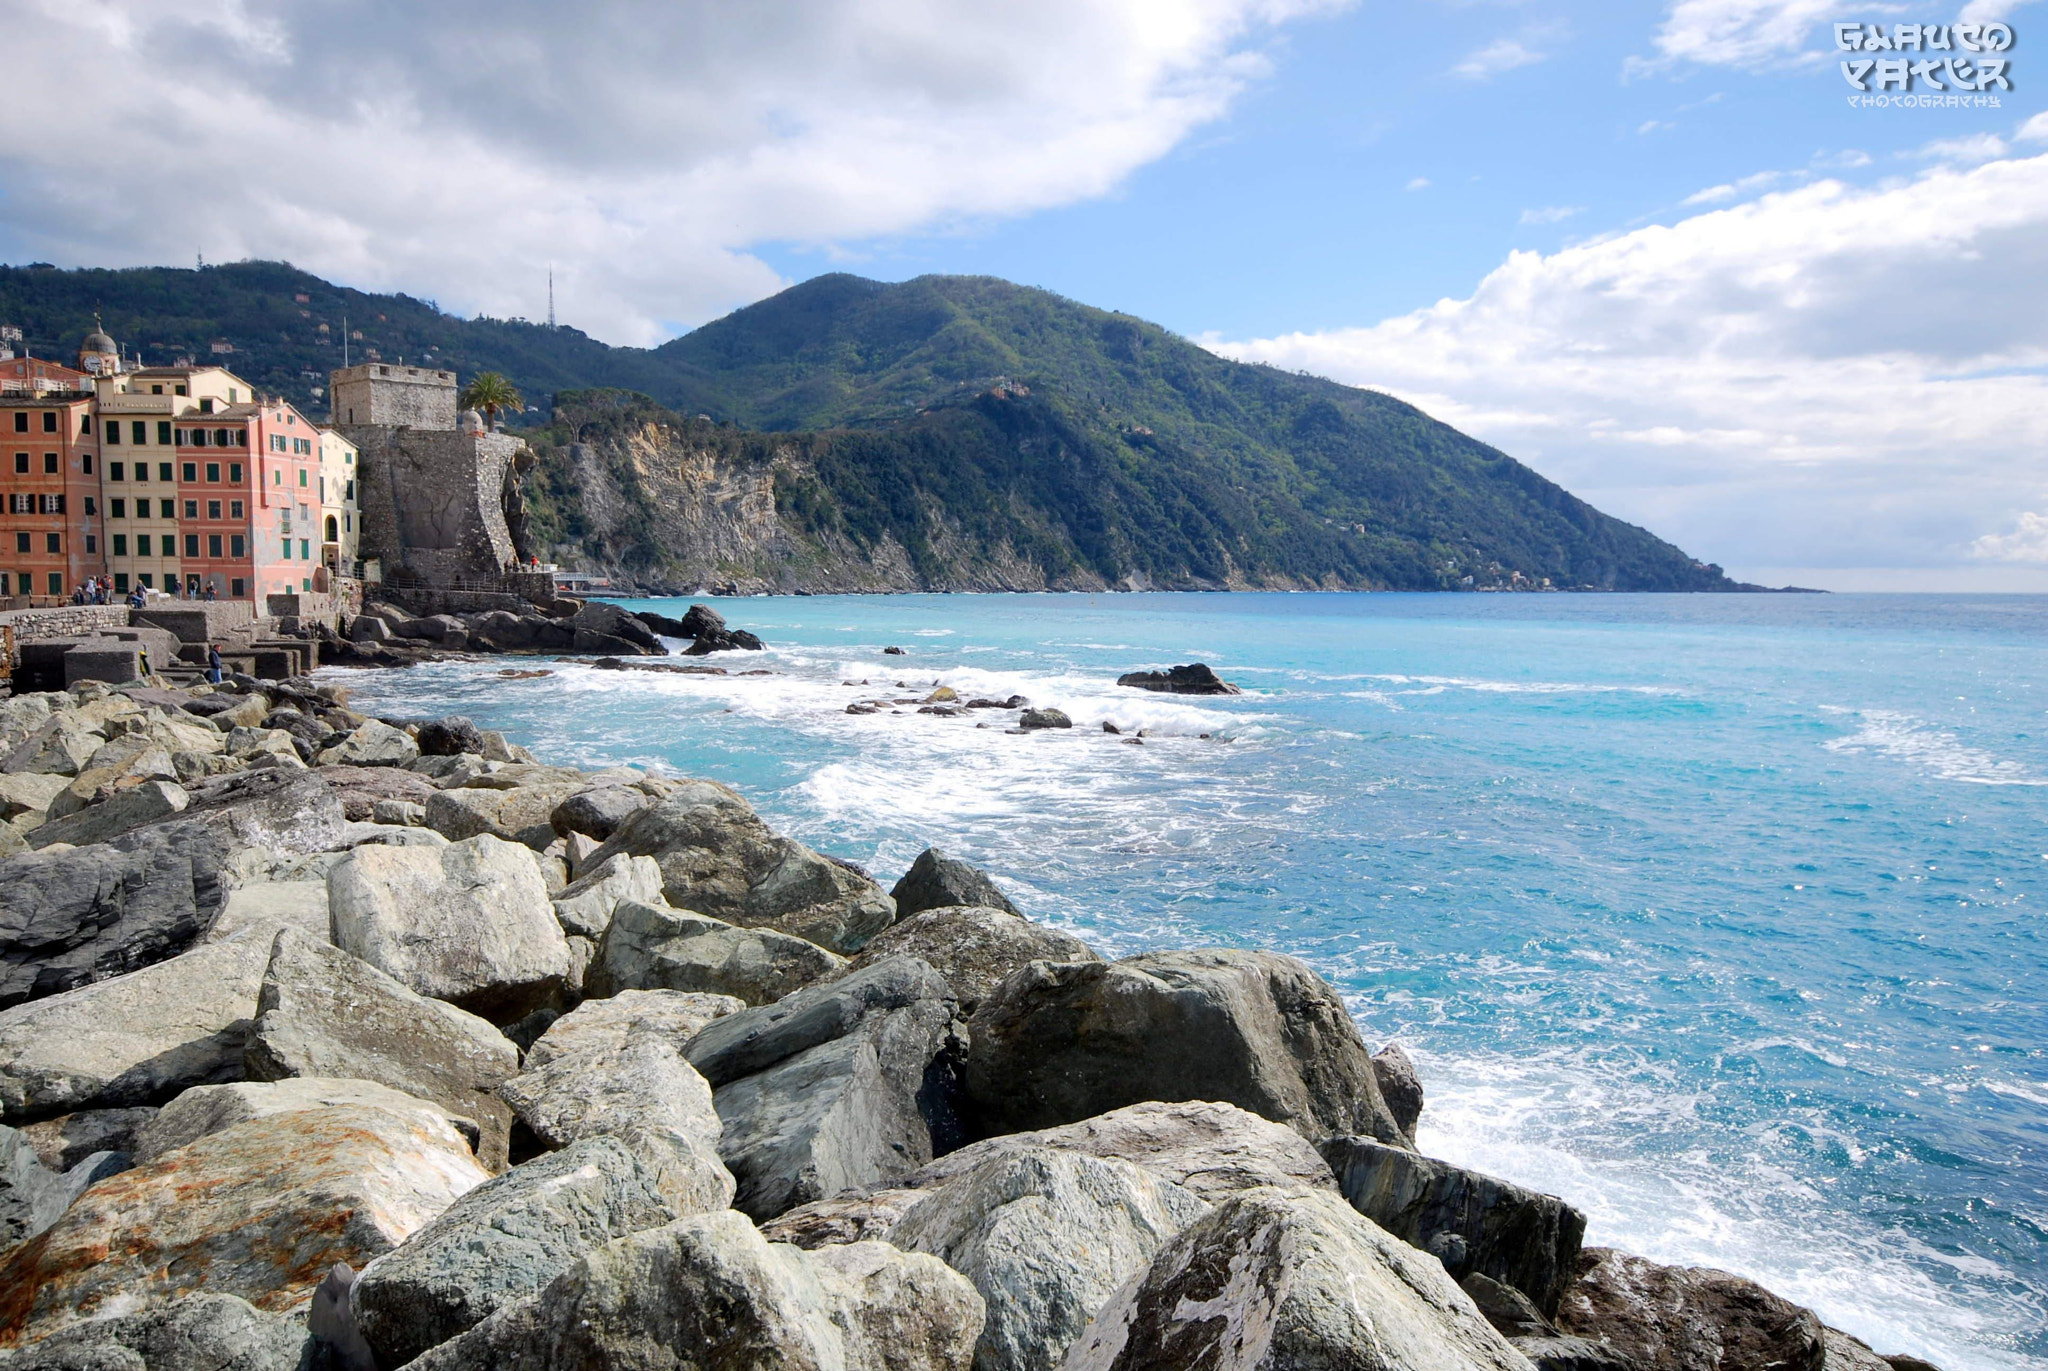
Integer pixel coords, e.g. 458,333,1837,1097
1,0,2044,589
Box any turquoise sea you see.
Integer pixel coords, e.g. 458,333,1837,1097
331,592,2048,1368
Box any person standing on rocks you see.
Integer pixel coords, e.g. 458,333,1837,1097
207,644,225,684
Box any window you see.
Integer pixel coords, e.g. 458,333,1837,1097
207,534,222,557
81,455,93,476
182,462,197,481
83,497,95,516
151,385,163,395
230,534,245,558
206,463,220,482
133,461,148,482
38,495,63,514
214,430,230,447
136,535,151,556
11,453,24,473
207,500,221,519
159,498,174,518
42,452,56,474
183,500,198,519
113,534,128,556
300,538,309,560
174,429,187,446
47,573,61,595
237,430,248,447
45,534,61,554
80,415,91,436
191,430,206,447
184,534,199,558
10,413,24,433
6,494,24,513
230,500,243,518
114,573,128,593
12,533,26,553
174,384,186,396
41,412,55,433
229,463,242,482
270,435,285,453
109,461,123,481
302,577,311,592
110,499,125,518
345,479,355,500
230,578,244,597
157,462,171,481
156,421,171,445
198,398,213,414
131,421,147,445
139,573,153,588
298,468,308,486
279,539,290,560
274,470,281,485
85,535,96,554
343,513,351,532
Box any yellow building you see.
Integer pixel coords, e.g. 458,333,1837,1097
95,365,245,593
317,425,361,581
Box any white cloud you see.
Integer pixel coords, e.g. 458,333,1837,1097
0,0,1346,345
1205,153,2048,583
1634,0,1838,72
1638,120,1675,135
1406,177,1432,191
2017,112,2048,143
1682,170,1784,204
1518,205,1584,225
1973,511,2048,562
1907,133,2010,163
1453,37,1546,80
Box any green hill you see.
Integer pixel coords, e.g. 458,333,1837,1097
1,261,1743,592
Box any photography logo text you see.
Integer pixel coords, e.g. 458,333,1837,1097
1836,21,2014,107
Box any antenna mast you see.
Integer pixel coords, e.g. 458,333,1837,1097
342,313,349,367
548,265,556,329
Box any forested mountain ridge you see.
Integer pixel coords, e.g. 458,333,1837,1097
2,261,1745,592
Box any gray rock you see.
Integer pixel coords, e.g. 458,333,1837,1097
965,949,1406,1148
888,1146,1210,1371
1509,1337,1633,1371
147,768,352,857
0,929,274,1122
590,898,846,1006
761,1187,929,1249
310,1263,377,1371
890,849,1022,919
5,716,104,776
327,834,571,1023
691,957,967,1221
426,782,585,851
551,853,666,940
0,1293,312,1371
1823,1329,1900,1371
2,1125,83,1251
1322,1134,1587,1317
316,763,438,821
0,773,68,822
0,1103,488,1345
526,989,743,1069
402,1211,982,1371
17,1108,158,1172
1017,709,1071,731
134,1077,481,1164
1058,1185,1530,1371
206,878,331,946
500,1034,722,1158
914,1100,1337,1206
244,929,520,1171
1374,1042,1425,1142
416,716,488,757
846,905,1097,1014
316,720,419,768
550,785,654,842
0,825,232,1010
351,1136,689,1367
584,781,896,954
1555,1247,1826,1371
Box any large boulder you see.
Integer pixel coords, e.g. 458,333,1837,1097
148,768,352,856
327,834,572,1023
915,1100,1337,1206
133,1077,481,1164
965,949,1406,1147
551,785,654,843
0,928,274,1122
889,1146,1210,1371
4,715,104,776
426,782,586,851
846,905,1098,1014
0,1293,311,1371
317,764,438,821
1058,1186,1531,1371
569,601,665,655
403,1211,981,1371
1322,1135,1587,1318
2,1125,124,1254
584,781,895,954
350,1136,700,1368
525,988,743,1069
0,1104,487,1347
416,715,489,757
0,824,232,1009
1113,664,1242,696
1373,1042,1425,1142
317,720,419,768
500,1033,722,1158
243,929,520,1171
551,852,666,940
17,1107,157,1172
891,849,1022,919
1554,1248,1827,1371
589,898,846,1007
26,778,189,849
684,956,967,1221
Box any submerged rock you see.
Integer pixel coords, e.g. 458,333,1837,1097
1113,664,1242,696
1373,1041,1425,1143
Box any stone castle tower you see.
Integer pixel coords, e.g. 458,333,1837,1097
331,364,524,584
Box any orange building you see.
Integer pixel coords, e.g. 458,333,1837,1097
0,387,105,602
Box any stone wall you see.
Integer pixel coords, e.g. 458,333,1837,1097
0,605,132,642
344,428,521,584
330,363,458,430
131,602,257,645
373,586,543,617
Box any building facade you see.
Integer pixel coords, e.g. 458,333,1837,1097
0,324,359,604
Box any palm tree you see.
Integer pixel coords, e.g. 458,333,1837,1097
458,372,523,429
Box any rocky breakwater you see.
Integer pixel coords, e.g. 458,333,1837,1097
0,677,1938,1371
321,598,768,671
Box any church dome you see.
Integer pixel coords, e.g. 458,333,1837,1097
82,328,116,354
460,407,486,433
